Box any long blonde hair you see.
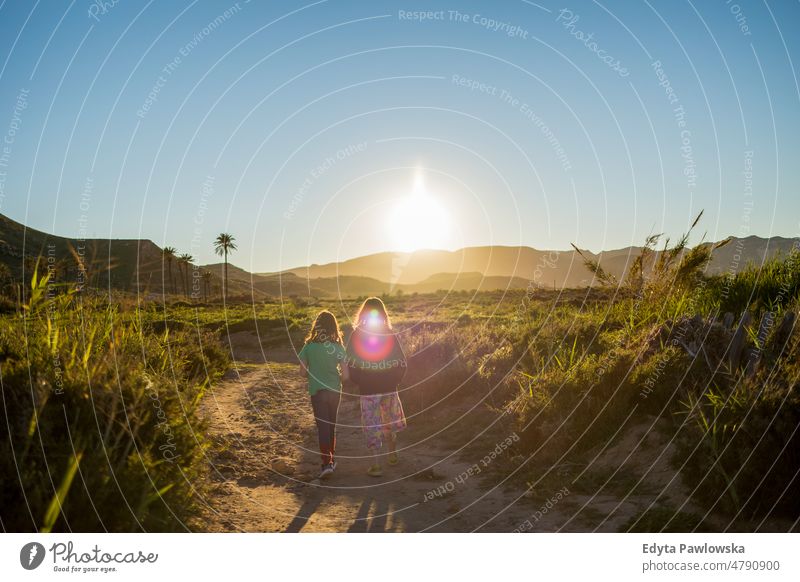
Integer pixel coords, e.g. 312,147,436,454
354,296,392,330
304,310,343,345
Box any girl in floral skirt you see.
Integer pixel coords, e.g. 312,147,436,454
346,297,407,477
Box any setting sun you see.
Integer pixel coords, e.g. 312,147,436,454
387,171,451,252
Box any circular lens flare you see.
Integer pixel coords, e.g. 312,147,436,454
352,330,395,362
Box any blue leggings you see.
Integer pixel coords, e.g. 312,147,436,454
311,389,341,465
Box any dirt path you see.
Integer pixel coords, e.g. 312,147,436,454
198,333,701,532
199,361,524,531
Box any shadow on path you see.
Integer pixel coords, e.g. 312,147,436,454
284,494,324,532
347,496,393,532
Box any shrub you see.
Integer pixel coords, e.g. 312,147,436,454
0,271,228,531
677,328,800,520
702,250,800,317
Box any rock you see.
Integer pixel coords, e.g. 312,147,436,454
723,312,734,329
222,369,240,380
729,312,752,369
237,475,260,488
414,467,443,481
271,458,295,475
216,449,236,461
771,311,796,351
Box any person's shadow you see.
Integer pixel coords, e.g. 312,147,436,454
347,496,393,532
284,494,324,532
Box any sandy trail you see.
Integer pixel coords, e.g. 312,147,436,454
198,333,695,532
199,360,527,532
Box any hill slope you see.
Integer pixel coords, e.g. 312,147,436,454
270,236,800,289
0,212,166,292
3,213,797,297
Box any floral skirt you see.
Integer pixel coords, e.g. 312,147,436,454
360,392,407,449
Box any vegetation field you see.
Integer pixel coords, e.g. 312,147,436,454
2,232,799,531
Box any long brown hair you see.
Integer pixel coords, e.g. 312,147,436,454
354,296,392,330
304,310,343,345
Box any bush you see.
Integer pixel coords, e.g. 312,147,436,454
0,275,228,532
506,238,800,524
677,329,800,520
703,250,800,316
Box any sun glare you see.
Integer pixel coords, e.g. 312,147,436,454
387,171,451,253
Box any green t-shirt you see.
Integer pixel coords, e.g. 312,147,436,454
298,341,346,396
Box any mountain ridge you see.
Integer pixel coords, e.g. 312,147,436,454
259,235,799,288
2,212,797,297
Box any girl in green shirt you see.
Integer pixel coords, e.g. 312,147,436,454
298,310,348,480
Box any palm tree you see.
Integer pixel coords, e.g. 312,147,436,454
179,253,193,298
201,270,212,301
162,246,177,295
213,233,237,303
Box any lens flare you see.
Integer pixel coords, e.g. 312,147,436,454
352,330,395,362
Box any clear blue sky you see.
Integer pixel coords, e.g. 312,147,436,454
0,0,798,272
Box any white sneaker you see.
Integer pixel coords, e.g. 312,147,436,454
319,464,334,479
